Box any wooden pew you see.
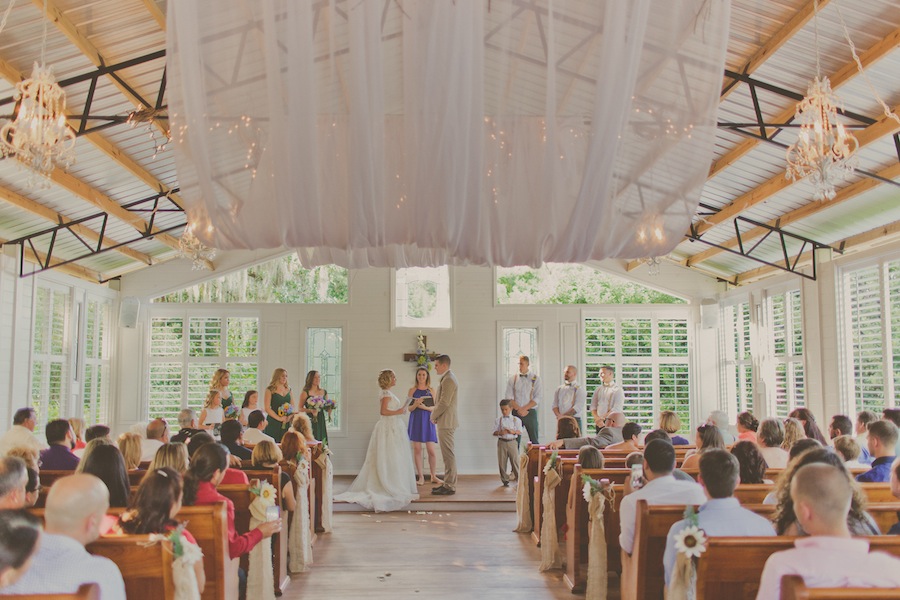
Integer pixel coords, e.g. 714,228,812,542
695,537,900,600
3,583,101,599
780,574,900,600
86,535,176,599
620,500,688,600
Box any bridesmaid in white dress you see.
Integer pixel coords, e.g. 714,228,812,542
334,369,419,512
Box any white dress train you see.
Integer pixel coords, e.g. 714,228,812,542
334,389,419,512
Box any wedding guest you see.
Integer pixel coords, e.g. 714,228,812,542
39,419,79,470
782,417,807,451
243,410,275,446
567,446,604,510
605,422,641,453
829,415,853,441
730,440,768,484
789,408,828,444
22,468,39,508
756,463,900,599
506,355,542,444
705,410,737,445
220,420,252,461
408,367,440,486
664,449,774,586
75,425,112,459
0,408,46,456
264,368,295,443
0,458,27,509
736,411,758,443
855,410,878,464
209,368,235,411
68,418,87,451
659,411,690,445
290,413,315,443
0,509,41,589
890,458,900,535
547,411,625,450
117,468,205,594
856,420,898,483
680,424,725,471
3,447,37,472
117,432,143,471
170,410,204,445
77,438,114,468
756,418,789,469
187,433,248,485
883,409,900,457
199,390,225,440
183,443,280,560
493,400,523,488
770,447,878,535
251,441,296,512
299,370,331,444
147,443,190,475
590,365,624,432
240,391,259,427
552,365,586,432
832,435,867,470
140,418,170,462
78,444,130,508
643,430,696,482
1,474,126,598
556,415,581,440
279,431,309,468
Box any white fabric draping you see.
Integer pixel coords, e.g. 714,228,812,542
167,0,730,268
247,496,275,600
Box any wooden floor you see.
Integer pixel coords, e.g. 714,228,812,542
333,474,519,509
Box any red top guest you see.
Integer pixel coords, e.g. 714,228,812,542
183,442,280,558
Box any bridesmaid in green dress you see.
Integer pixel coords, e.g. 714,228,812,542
263,368,295,443
209,368,235,411
299,370,332,444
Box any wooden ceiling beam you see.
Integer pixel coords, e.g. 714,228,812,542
140,0,166,30
0,186,153,265
710,24,900,179
684,162,900,267
691,104,900,240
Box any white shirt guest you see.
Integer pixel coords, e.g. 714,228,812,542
590,365,624,425
139,418,169,462
243,410,276,445
552,365,586,424
0,408,47,456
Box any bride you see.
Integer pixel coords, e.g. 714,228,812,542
334,369,419,512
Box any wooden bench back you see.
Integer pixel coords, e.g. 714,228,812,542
696,537,900,600
3,583,101,599
780,574,900,600
623,500,695,600
86,535,175,600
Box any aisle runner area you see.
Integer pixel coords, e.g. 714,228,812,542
333,474,518,512
285,511,574,600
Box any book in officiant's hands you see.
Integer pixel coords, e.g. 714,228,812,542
410,395,435,407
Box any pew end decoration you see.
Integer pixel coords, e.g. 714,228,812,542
148,524,203,600
248,479,277,600
514,450,533,533
668,506,708,600
582,474,616,600
290,457,313,573
539,450,563,571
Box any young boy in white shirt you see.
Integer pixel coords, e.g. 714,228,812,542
493,400,523,487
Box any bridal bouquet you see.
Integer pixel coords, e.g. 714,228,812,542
224,404,240,420
278,403,296,430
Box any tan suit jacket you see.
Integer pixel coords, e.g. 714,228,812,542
432,370,458,430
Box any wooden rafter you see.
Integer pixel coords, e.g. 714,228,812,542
0,186,153,265
141,0,166,30
709,24,900,179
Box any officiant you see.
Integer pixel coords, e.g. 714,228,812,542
407,367,442,487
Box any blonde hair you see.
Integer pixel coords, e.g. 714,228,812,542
209,368,230,390
117,432,143,470
378,369,395,390
204,390,221,408
147,442,190,474
267,368,289,392
659,410,682,434
291,413,315,442
251,441,283,467
76,438,114,472
68,417,86,442
782,418,807,450
5,445,39,470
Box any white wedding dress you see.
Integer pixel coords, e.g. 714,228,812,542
334,389,419,512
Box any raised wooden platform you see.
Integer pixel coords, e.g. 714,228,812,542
333,474,518,511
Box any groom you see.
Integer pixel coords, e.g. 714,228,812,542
431,354,458,496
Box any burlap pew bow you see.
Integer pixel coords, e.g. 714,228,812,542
583,474,616,600
539,450,563,571
514,450,533,533
247,479,276,600
290,456,313,573
314,445,334,533
145,524,203,600
667,506,707,600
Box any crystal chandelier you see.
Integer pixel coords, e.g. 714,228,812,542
784,0,858,201
643,256,662,276
178,223,217,270
0,62,76,187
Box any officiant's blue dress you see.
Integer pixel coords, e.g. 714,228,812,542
408,388,438,443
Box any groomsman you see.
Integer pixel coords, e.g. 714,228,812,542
590,365,624,432
506,355,542,444
552,365,586,432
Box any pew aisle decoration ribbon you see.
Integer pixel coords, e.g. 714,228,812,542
290,457,313,572
668,506,707,600
314,445,334,533
147,524,203,600
514,450,532,533
539,451,562,571
247,479,276,600
582,475,616,600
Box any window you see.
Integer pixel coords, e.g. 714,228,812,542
500,326,539,403
720,301,753,417
768,289,804,417
394,266,452,329
583,314,691,433
148,313,259,423
82,298,111,425
307,327,344,431
31,285,69,430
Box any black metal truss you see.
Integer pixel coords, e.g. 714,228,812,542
0,50,167,137
3,188,184,280
686,207,843,281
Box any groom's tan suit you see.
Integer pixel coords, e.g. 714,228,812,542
432,369,459,491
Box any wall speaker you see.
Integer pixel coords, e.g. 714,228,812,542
700,298,719,330
119,296,140,329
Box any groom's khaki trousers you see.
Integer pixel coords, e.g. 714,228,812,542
438,427,457,490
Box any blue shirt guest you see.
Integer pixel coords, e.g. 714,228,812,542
664,449,775,586
856,420,898,483
38,419,79,471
